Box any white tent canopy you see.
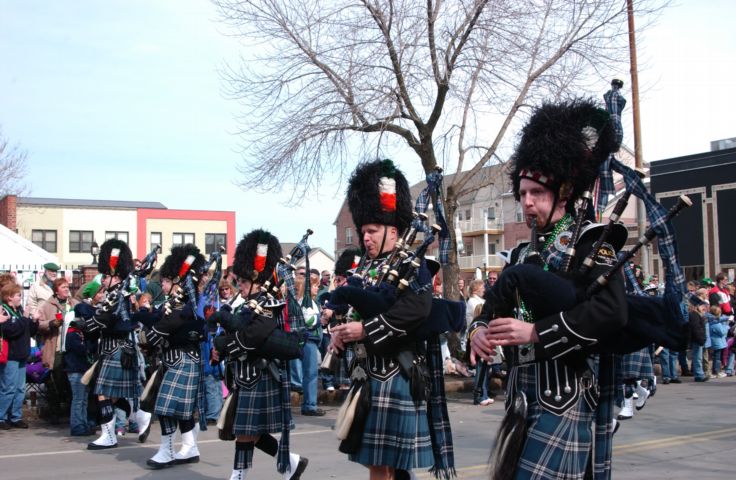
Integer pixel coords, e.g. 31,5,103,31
0,223,59,272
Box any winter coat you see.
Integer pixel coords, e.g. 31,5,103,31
689,310,706,346
37,295,80,368
707,313,729,350
0,305,38,361
62,327,92,373
25,278,53,315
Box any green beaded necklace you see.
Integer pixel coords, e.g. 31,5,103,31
518,213,573,323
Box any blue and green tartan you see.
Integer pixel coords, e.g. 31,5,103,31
154,351,202,420
414,170,451,264
349,371,433,470
232,369,284,435
511,364,595,480
94,348,141,399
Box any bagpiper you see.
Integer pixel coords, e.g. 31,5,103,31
210,229,308,480
138,243,208,469
329,159,454,480
85,238,152,450
469,99,628,479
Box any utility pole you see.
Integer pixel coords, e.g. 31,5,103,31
627,0,650,276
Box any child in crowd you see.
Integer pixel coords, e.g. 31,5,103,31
0,279,38,429
707,305,729,377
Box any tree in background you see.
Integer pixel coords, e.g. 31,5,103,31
0,128,29,196
213,0,664,300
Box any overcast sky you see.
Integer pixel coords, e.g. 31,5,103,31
1,0,734,254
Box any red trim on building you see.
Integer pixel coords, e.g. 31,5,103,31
136,208,236,262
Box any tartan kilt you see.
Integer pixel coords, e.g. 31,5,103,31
233,370,284,435
94,349,142,399
619,348,654,380
511,363,594,480
155,351,201,419
349,371,433,470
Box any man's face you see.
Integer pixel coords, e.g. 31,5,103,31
321,271,331,286
334,274,347,287
237,277,254,296
488,275,497,286
518,178,565,229
361,224,397,258
45,269,57,280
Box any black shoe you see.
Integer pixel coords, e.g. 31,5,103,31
146,458,175,469
669,378,682,384
302,409,325,417
0,422,10,430
206,418,217,425
694,376,709,382
87,442,118,450
289,456,309,480
10,420,28,429
138,423,151,443
662,378,670,384
173,455,200,465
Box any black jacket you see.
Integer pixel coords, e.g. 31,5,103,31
689,310,706,346
1,306,38,361
63,328,92,373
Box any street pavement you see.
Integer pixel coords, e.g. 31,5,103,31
1,375,734,479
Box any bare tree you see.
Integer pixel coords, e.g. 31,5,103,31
213,0,664,299
0,128,29,197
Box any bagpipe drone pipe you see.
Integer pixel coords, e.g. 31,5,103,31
481,191,693,356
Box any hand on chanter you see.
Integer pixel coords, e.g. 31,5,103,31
485,317,539,347
329,322,366,353
469,325,495,365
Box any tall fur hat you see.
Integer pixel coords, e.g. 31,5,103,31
347,159,413,235
509,98,618,208
98,238,134,278
233,229,282,284
334,247,362,276
160,244,206,283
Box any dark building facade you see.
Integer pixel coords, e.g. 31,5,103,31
650,147,736,280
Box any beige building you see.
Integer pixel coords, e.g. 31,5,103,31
0,196,235,269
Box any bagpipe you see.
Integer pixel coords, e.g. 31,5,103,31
94,244,161,324
482,174,693,355
209,229,314,363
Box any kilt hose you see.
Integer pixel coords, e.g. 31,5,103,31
349,371,433,470
510,363,595,480
233,370,284,436
94,348,142,400
154,350,203,420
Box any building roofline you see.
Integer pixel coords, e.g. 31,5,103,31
18,197,167,210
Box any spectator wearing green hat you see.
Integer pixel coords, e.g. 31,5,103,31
25,262,60,317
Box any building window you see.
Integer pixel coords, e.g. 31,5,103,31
32,229,57,253
345,227,353,245
150,232,162,252
465,209,471,220
464,240,473,256
457,211,463,221
173,232,195,246
205,233,226,254
69,230,94,253
487,207,496,220
516,205,523,222
105,231,129,243
488,243,497,255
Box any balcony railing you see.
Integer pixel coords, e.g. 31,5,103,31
457,254,504,270
456,218,504,233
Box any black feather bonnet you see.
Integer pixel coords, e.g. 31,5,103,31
347,159,413,235
233,229,282,285
160,244,206,284
98,238,134,278
509,98,619,209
